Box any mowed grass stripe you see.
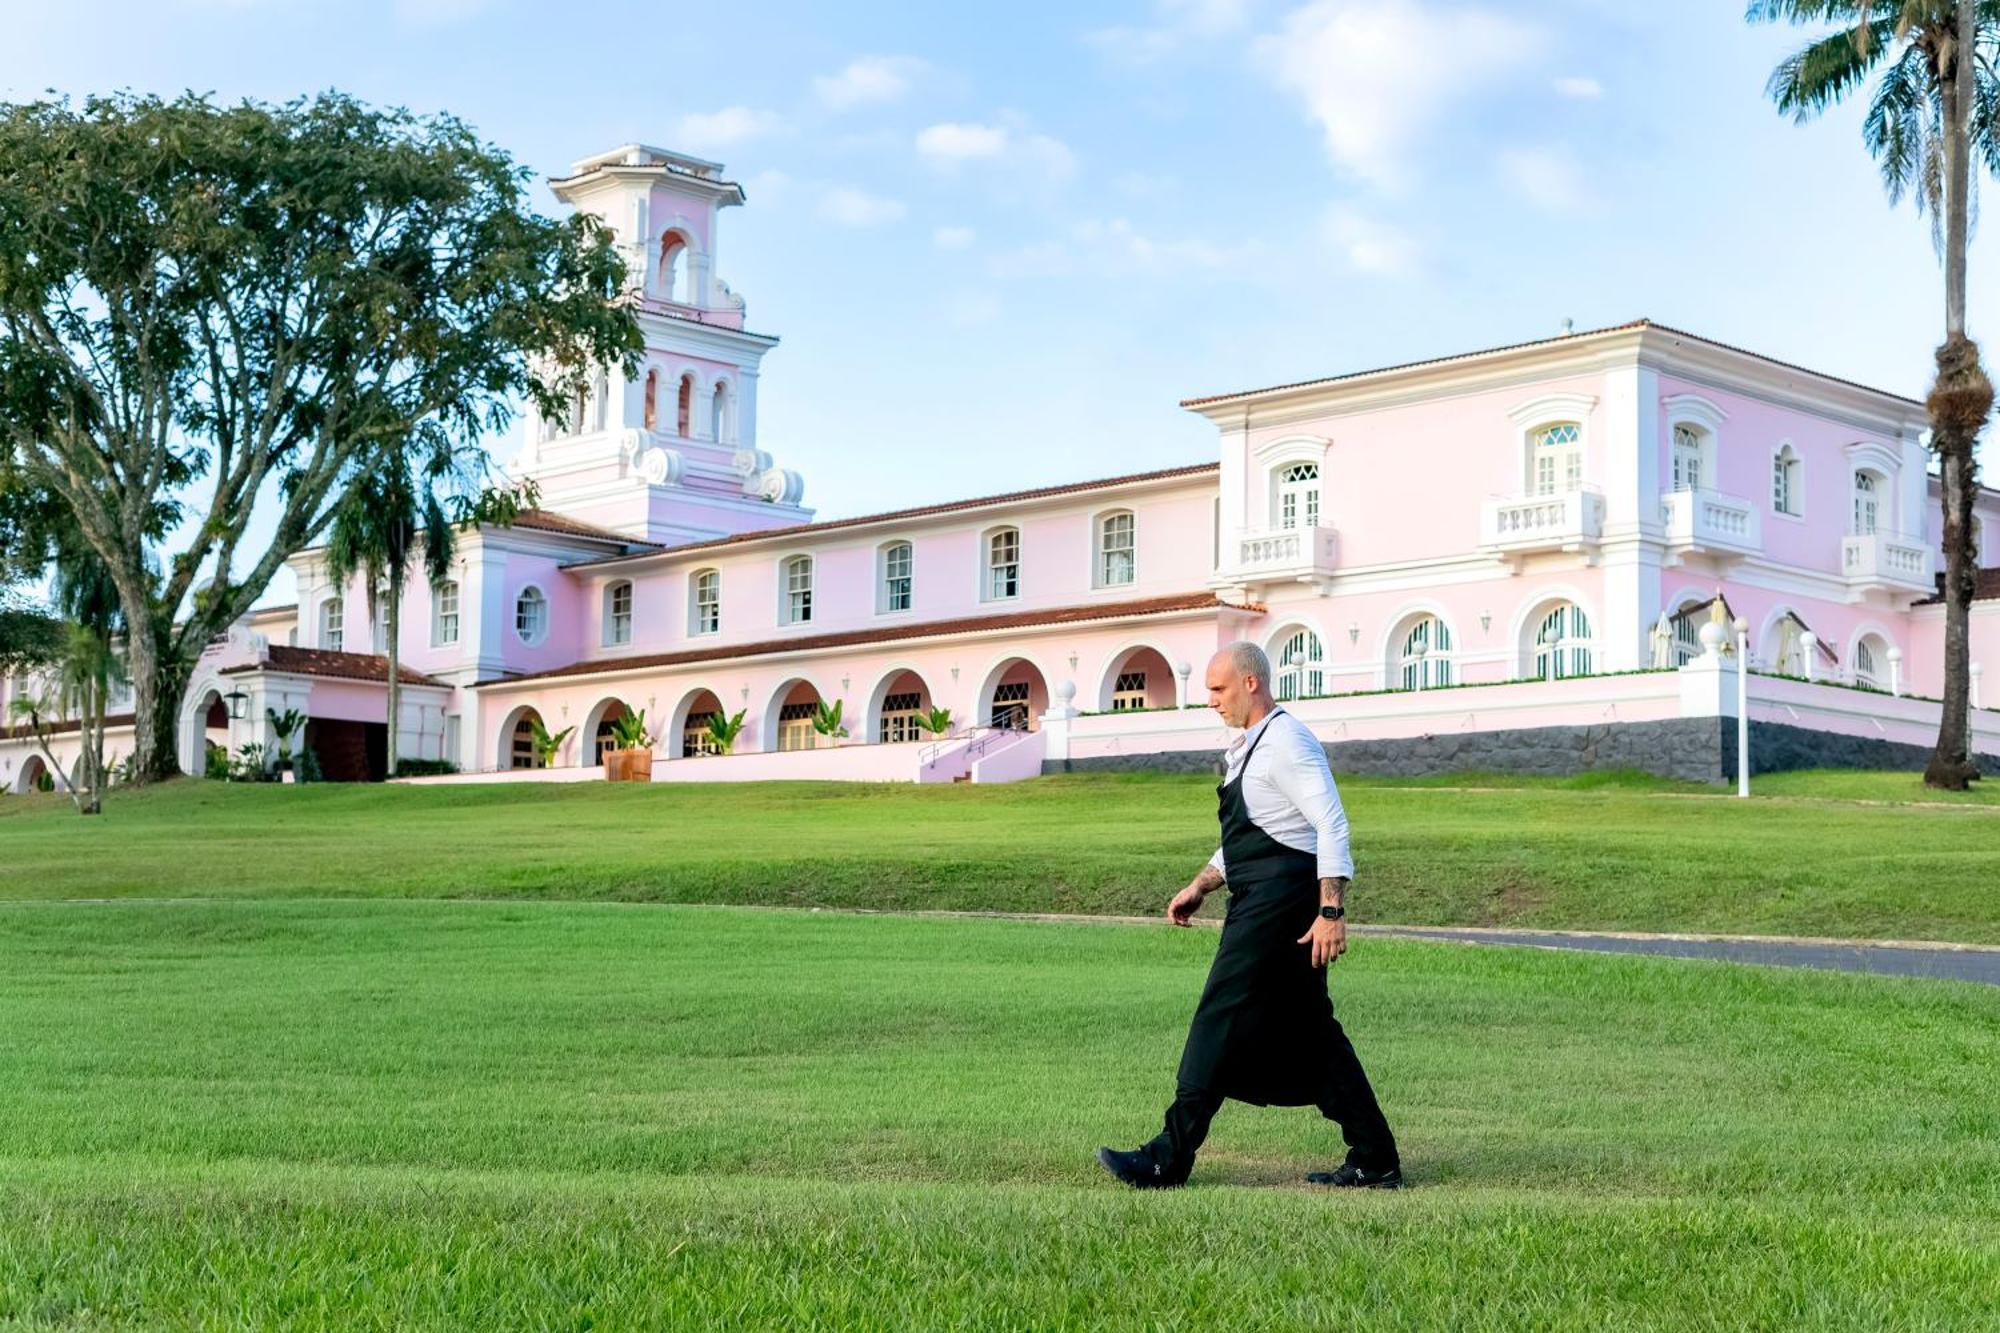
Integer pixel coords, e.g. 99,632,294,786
1,900,1997,1328
5,770,2000,942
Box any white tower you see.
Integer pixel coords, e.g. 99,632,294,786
511,144,811,544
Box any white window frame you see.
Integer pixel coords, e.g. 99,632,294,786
320,596,345,653
1397,616,1453,690
1530,422,1584,497
1274,628,1324,702
515,586,548,646
1771,443,1802,517
432,580,459,647
879,541,914,614
1854,634,1888,690
1852,470,1881,536
1671,424,1703,493
781,555,813,626
604,580,633,647
985,527,1021,601
1274,463,1321,531
1096,510,1136,588
1532,603,1593,680
690,569,720,636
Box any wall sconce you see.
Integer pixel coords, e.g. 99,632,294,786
1346,622,1360,646
740,684,750,702
223,688,250,721
1067,650,1079,672
841,674,851,694
1479,609,1492,634
950,664,960,683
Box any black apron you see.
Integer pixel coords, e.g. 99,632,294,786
1174,711,1335,1107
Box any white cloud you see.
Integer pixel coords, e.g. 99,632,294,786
1553,75,1603,99
818,186,907,227
988,219,1250,280
393,0,489,24
1322,207,1419,275
1089,0,1257,65
674,107,785,151
1256,0,1537,190
917,120,1077,188
743,170,792,205
815,56,930,110
943,291,1003,327
933,225,977,250
1498,146,1594,215
917,121,1012,163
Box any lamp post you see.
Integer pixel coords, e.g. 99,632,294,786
1733,617,1750,798
1174,660,1192,709
1887,646,1903,698
1972,662,1984,712
1799,632,1818,683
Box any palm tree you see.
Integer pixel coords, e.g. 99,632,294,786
1753,0,1998,788
324,431,530,780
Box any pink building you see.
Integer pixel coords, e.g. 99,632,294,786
6,143,1998,794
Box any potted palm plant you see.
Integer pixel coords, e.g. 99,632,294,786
604,709,655,782
913,705,954,738
267,707,306,783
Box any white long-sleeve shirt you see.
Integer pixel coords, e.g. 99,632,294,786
1206,708,1354,883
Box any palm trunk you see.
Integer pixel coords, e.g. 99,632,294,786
386,577,401,780
1925,0,1990,790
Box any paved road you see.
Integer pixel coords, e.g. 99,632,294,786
1369,926,2000,987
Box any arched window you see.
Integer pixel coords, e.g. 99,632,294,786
1275,463,1320,530
1532,603,1592,679
690,569,720,635
1669,601,1707,666
1531,422,1583,496
1397,616,1453,690
1096,510,1136,587
432,580,459,647
1771,443,1801,516
659,231,689,302
643,370,658,432
510,710,544,770
711,381,731,443
879,541,913,613
319,596,344,652
1854,633,1890,690
515,586,547,645
1852,470,1881,535
604,580,633,647
986,528,1020,600
1764,613,1811,677
781,555,813,625
677,373,694,437
1671,423,1703,492
1274,627,1324,702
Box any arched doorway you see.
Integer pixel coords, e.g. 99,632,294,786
1268,625,1326,702
584,698,631,766
14,754,50,794
499,705,547,770
670,687,726,758
762,678,826,752
978,657,1050,730
868,669,933,743
1096,645,1176,712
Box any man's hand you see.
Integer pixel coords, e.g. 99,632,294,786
1168,866,1225,927
1296,915,1347,967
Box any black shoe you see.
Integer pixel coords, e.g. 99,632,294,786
1307,1161,1403,1189
1096,1146,1178,1189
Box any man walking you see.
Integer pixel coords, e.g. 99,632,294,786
1097,640,1402,1189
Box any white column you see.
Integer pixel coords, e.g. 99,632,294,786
1596,363,1663,672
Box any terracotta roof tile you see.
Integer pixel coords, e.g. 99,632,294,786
1178,319,1925,410
1915,566,2000,605
221,646,449,687
476,590,1259,688
7,712,136,740
509,509,658,546
563,461,1220,571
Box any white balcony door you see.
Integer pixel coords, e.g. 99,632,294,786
1531,423,1582,496
1276,463,1320,531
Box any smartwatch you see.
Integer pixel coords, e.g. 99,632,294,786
1318,904,1345,922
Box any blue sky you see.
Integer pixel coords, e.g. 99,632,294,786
8,0,1997,606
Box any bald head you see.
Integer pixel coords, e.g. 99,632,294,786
1205,640,1274,728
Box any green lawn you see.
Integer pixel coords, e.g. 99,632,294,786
5,770,1999,942
0,900,1994,1329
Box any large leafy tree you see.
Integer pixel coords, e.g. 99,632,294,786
0,92,641,781
1753,0,1997,787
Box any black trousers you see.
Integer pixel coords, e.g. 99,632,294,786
1140,1013,1398,1183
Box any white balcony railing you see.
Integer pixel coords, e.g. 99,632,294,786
1218,524,1339,587
1661,488,1762,559
1841,532,1935,595
1480,489,1605,556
